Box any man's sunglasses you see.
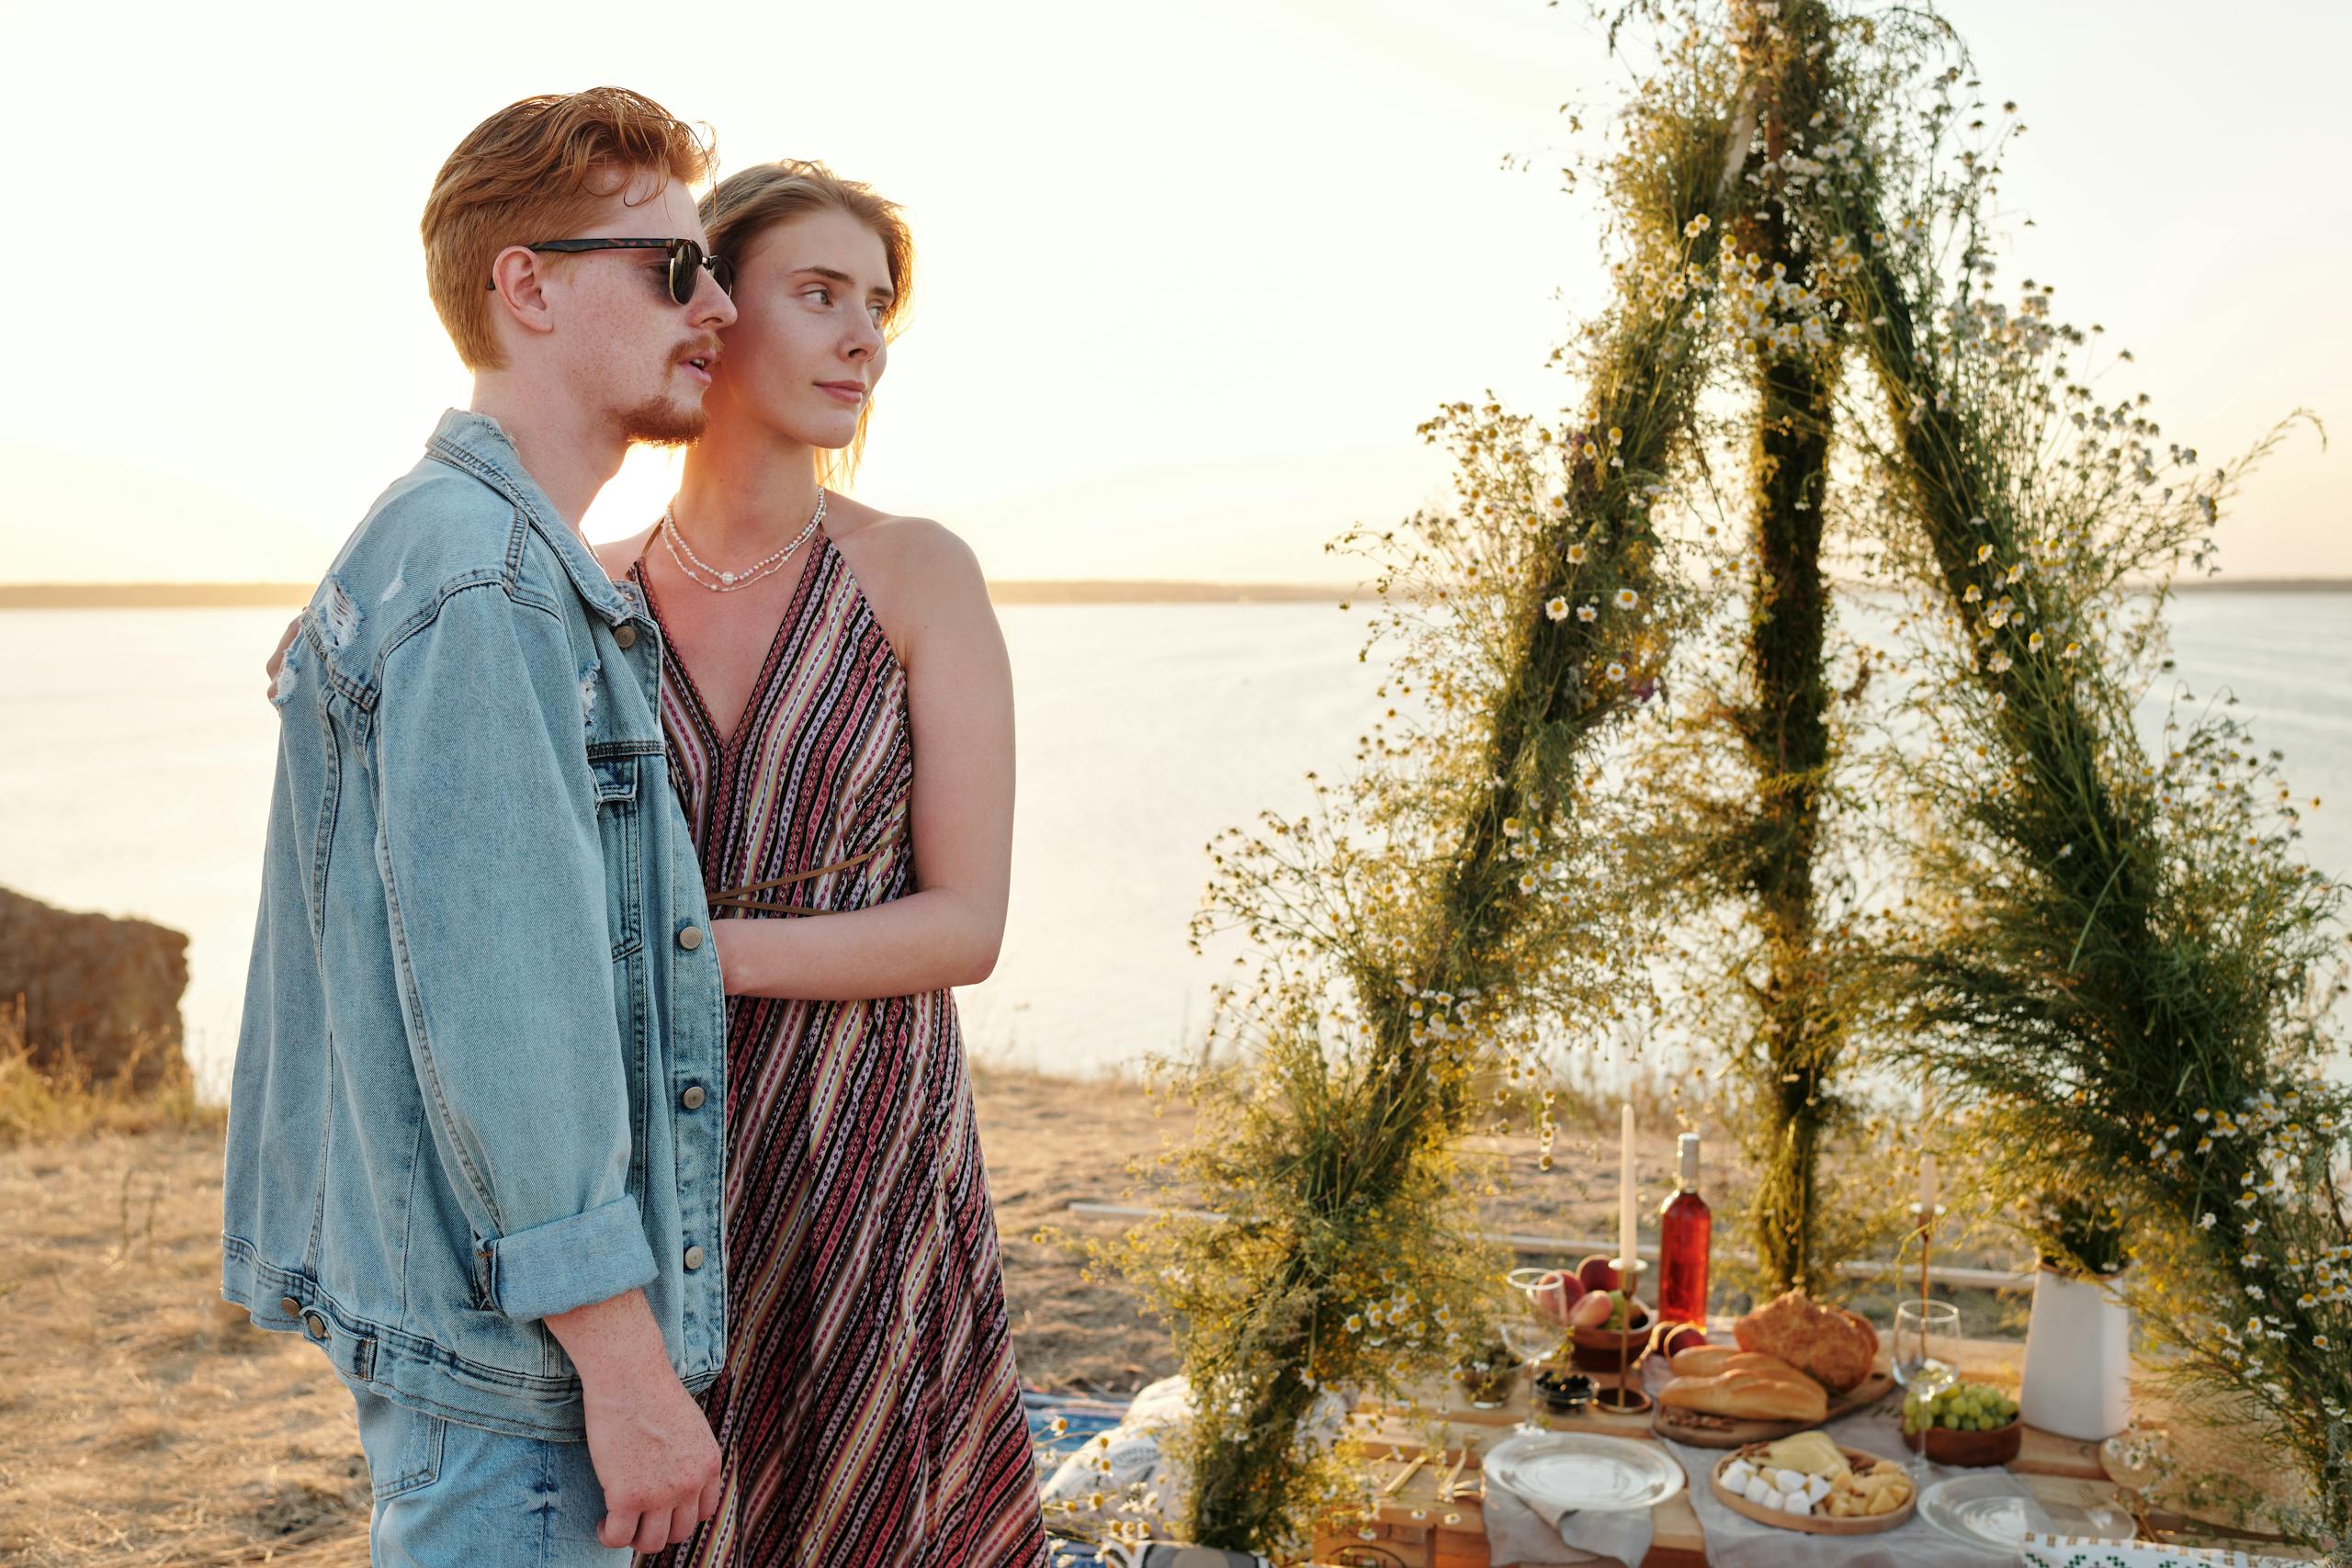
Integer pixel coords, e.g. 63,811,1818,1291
488,237,735,306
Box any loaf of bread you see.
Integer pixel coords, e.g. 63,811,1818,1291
1734,1290,1881,1394
1658,1364,1829,1424
1669,1346,1810,1381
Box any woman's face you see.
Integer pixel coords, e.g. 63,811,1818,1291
705,207,894,451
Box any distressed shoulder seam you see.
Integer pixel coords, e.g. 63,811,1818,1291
364,574,565,708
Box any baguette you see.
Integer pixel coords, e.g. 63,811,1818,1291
1669,1346,1808,1381
1659,1367,1829,1424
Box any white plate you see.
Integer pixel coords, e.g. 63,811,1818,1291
1483,1432,1687,1514
1917,1472,2060,1550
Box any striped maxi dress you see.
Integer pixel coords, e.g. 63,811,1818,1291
630,537,1046,1568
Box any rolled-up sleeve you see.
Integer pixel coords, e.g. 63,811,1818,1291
373,584,654,1322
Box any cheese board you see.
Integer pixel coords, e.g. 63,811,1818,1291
1653,1364,1895,1449
1708,1442,1917,1536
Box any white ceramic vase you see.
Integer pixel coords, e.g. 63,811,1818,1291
2018,1264,2131,1441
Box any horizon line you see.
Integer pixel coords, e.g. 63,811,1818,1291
4,575,2348,612
0,580,1363,610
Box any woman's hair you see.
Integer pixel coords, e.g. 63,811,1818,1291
701,161,914,491
423,87,717,371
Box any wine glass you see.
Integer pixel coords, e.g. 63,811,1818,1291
1893,1299,1960,1391
1497,1291,1570,1423
1893,1300,1961,1469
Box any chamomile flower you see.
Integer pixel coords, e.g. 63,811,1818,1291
1545,596,1570,622
1613,587,1640,610
1577,604,1598,624
1605,661,1627,682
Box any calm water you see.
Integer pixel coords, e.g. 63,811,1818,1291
1,595,2344,1101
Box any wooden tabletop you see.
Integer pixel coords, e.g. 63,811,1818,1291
1318,1336,2131,1568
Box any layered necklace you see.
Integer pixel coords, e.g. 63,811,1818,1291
659,491,827,592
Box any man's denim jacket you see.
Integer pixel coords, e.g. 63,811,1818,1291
221,410,726,1438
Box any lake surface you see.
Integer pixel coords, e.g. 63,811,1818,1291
1,593,2344,1100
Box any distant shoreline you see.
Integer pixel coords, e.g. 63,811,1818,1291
2,577,2346,610
0,580,1358,609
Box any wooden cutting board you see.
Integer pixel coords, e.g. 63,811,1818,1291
1707,1443,1917,1534
1650,1365,1896,1449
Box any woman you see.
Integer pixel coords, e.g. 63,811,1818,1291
596,162,1046,1567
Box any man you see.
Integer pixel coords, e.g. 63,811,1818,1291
223,87,736,1563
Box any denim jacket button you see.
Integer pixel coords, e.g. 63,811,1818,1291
684,1245,706,1270
676,925,704,951
614,624,638,650
302,1311,329,1341
680,1084,706,1111
278,1294,302,1316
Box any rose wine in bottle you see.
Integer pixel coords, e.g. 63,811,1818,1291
1657,1133,1712,1325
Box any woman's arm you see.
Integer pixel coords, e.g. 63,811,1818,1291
709,520,1013,1001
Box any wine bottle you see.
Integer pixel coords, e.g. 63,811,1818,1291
1657,1132,1712,1325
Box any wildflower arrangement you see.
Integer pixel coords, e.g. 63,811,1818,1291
1760,14,2352,1547
1112,30,1747,1553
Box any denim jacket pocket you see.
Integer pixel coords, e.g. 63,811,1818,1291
589,751,644,961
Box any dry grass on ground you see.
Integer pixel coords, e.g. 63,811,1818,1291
0,1066,1184,1567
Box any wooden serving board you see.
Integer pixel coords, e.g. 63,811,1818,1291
1651,1365,1895,1449
1707,1445,1917,1536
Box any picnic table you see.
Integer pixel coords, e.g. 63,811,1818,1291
1313,1335,2298,1568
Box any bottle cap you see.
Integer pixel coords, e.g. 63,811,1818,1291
1677,1132,1701,1190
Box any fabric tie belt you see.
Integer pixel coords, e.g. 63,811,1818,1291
707,845,888,915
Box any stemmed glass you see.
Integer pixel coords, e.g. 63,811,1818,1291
1496,1288,1571,1419
1893,1300,1961,1471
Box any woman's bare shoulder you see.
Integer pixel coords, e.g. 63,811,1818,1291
830,502,983,594
827,502,992,662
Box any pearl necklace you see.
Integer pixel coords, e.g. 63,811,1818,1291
660,491,827,592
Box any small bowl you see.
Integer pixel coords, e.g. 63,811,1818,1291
1917,1416,2024,1468
1563,1258,1656,1371
1453,1344,1523,1409
1533,1369,1596,1416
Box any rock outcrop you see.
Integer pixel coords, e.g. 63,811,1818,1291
0,886,190,1091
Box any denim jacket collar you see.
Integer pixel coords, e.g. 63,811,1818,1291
424,409,635,626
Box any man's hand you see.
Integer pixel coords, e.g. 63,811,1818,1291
545,1290,722,1551
264,614,300,695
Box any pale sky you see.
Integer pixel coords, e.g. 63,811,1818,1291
4,0,2345,583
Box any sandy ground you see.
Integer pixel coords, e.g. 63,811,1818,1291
0,1069,1190,1566
0,1068,2017,1566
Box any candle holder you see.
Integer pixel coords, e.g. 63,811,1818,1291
1908,1201,1948,1328
1592,1258,1654,1414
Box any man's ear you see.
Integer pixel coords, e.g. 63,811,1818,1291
486,247,559,339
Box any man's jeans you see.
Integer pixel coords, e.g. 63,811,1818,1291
350,1385,629,1567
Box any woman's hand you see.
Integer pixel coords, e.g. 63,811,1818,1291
264,614,300,695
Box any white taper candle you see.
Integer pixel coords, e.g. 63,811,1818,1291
1619,1102,1637,1277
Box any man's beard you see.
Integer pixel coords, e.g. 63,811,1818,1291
618,392,707,449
